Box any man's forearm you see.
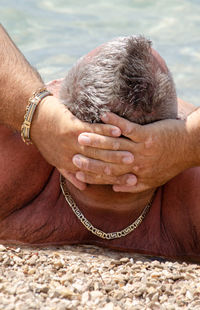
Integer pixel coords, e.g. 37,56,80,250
186,107,200,167
0,24,44,131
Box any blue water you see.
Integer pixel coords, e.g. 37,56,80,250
1,0,200,105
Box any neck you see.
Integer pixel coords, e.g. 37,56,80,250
65,181,156,225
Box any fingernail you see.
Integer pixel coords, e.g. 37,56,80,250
112,128,121,136
73,156,81,168
78,134,91,144
101,113,108,122
76,171,85,181
122,154,134,164
126,175,136,185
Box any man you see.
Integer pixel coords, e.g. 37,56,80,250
1,35,200,262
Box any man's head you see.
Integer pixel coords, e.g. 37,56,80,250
60,35,177,125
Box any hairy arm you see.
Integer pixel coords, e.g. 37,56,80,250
0,24,44,130
0,24,125,205
0,25,52,216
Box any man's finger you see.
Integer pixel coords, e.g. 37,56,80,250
74,149,134,165
75,171,137,185
78,133,136,152
113,182,149,193
73,155,133,176
101,112,145,141
87,122,121,137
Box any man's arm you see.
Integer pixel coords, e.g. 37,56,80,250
0,24,125,191
0,24,44,130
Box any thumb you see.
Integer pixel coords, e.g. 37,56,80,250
101,112,145,142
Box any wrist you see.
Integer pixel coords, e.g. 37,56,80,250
21,88,53,145
30,95,59,144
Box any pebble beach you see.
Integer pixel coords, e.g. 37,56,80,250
0,244,200,310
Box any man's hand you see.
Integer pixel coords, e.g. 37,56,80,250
31,97,125,190
74,112,193,192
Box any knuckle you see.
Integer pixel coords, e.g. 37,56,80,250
133,165,140,173
91,124,101,135
115,153,124,164
144,135,154,149
79,144,87,155
83,173,93,183
110,176,118,184
115,177,123,185
83,159,90,170
112,141,120,150
106,151,120,163
104,166,111,176
94,173,101,180
99,125,107,135
88,147,98,159
123,124,132,136
98,124,110,136
89,134,102,148
95,137,103,147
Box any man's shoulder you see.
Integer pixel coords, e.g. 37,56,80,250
164,167,200,190
161,167,200,228
160,167,200,258
161,166,200,217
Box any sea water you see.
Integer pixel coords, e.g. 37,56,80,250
1,0,200,106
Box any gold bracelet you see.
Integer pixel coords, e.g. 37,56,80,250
21,87,53,145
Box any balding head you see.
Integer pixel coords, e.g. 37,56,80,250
60,36,177,125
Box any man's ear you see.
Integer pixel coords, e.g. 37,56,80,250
46,79,64,98
177,98,196,119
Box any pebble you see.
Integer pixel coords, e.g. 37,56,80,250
15,248,21,253
52,286,75,299
81,291,90,304
119,257,129,263
35,285,49,294
0,244,200,309
27,255,38,265
0,245,6,252
102,302,114,310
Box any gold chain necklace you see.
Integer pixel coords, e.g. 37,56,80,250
60,175,153,240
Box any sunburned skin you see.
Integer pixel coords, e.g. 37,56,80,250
0,50,200,262
1,125,200,262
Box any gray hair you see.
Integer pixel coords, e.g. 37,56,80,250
59,36,177,124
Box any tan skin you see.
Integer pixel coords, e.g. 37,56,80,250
1,24,200,261
1,104,200,262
